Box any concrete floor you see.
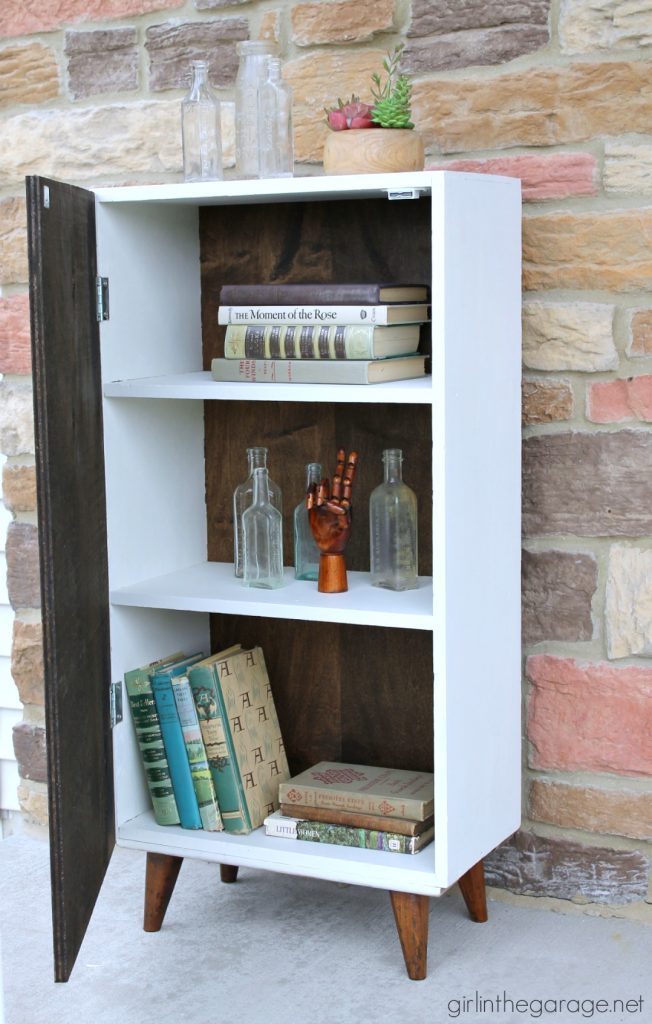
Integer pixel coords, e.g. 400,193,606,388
0,832,650,1024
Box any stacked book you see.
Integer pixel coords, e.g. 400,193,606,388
124,644,290,834
211,282,430,385
265,760,434,855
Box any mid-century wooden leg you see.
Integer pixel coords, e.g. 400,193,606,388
389,890,429,981
220,864,239,883
143,852,183,932
458,859,488,923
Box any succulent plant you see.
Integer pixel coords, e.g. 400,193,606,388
325,45,414,131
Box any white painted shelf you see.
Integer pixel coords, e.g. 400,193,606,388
118,809,443,897
110,561,434,630
104,371,433,404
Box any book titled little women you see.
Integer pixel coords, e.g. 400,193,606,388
188,645,290,834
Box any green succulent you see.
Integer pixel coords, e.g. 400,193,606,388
370,45,415,130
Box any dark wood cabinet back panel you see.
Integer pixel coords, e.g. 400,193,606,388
211,616,433,775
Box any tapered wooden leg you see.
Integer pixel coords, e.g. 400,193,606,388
389,890,429,980
220,864,239,883
143,852,183,932
458,859,488,922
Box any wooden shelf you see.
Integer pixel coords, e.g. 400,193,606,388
104,371,433,405
118,809,443,897
110,561,434,630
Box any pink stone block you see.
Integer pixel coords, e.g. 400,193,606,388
527,655,652,776
0,294,31,375
587,375,652,423
0,0,184,38
426,153,597,201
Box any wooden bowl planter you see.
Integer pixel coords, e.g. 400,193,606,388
323,128,425,176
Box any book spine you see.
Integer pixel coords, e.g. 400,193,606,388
211,357,370,384
124,681,180,826
224,323,381,360
295,820,421,854
278,803,426,836
219,305,390,327
151,676,202,829
264,815,298,839
188,663,252,834
219,284,385,304
278,784,430,821
171,675,224,832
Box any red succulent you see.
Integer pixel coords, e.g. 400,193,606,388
325,95,374,131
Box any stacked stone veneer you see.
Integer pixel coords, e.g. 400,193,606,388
1,0,652,920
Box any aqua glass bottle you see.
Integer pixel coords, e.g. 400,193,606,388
233,447,282,578
369,448,418,591
181,60,223,182
294,462,321,580
242,467,284,589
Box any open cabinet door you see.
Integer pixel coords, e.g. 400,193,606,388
26,176,114,982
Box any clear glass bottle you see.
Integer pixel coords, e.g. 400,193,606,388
181,60,223,182
242,467,284,588
258,57,294,178
233,447,282,578
294,462,321,581
369,449,418,591
234,41,277,179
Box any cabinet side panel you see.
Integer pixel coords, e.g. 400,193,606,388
26,176,114,982
433,174,522,886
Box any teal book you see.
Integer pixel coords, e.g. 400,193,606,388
188,644,290,834
151,654,204,830
171,673,224,832
124,652,186,826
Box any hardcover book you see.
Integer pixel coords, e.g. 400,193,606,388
279,802,434,837
151,653,205,830
124,652,185,826
211,354,427,386
219,283,428,305
223,322,421,360
218,304,429,327
171,673,224,832
279,761,434,821
264,811,434,855
188,644,290,834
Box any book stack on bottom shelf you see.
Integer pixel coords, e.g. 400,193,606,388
265,760,434,855
212,282,430,385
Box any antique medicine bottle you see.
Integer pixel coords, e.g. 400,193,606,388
242,467,284,589
293,462,321,581
233,447,282,578
257,57,294,178
181,60,223,182
234,41,277,179
369,448,418,591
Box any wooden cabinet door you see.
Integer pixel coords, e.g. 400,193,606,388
26,176,114,981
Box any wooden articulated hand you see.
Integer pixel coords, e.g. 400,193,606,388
307,448,359,593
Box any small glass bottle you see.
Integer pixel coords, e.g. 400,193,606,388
233,447,282,578
294,462,321,581
234,41,277,179
243,467,284,588
369,449,418,591
258,57,294,178
181,60,223,182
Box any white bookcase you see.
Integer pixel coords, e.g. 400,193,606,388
93,170,522,906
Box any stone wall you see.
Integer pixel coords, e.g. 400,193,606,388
1,0,652,920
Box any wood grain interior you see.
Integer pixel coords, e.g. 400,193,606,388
201,195,433,775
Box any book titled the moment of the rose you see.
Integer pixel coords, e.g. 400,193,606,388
188,644,290,834
279,762,434,822
264,810,434,855
211,354,426,386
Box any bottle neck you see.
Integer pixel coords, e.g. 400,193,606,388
251,467,270,504
305,462,321,488
266,58,282,83
247,447,269,473
383,449,403,484
191,61,209,90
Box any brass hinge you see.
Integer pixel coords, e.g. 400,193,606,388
110,680,123,728
96,276,110,322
